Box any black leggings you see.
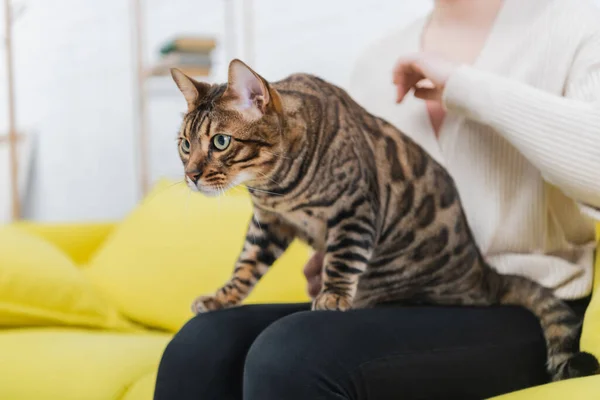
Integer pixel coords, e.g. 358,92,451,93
154,299,589,400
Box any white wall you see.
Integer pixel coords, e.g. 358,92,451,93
0,0,431,222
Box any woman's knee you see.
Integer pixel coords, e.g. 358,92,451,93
158,306,260,374
244,311,348,399
156,305,303,400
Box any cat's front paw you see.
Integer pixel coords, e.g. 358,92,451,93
191,295,226,314
312,292,352,311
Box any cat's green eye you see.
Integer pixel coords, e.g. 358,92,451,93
212,134,231,151
180,138,191,154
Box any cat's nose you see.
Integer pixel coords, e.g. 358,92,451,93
185,169,202,183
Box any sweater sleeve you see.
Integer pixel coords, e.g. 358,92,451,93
441,34,600,213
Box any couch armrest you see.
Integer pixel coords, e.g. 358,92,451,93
10,221,117,266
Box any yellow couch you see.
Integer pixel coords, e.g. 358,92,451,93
0,222,171,400
0,180,598,399
0,181,312,400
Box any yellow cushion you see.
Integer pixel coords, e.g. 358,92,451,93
489,375,600,399
11,221,117,265
0,226,136,330
86,179,311,332
581,224,600,357
0,327,170,400
121,371,157,400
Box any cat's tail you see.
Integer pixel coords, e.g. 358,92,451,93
496,273,599,381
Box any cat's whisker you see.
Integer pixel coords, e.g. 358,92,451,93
184,184,192,227
244,186,283,196
217,185,224,211
167,179,185,188
255,171,284,188
160,179,186,192
143,179,186,203
262,149,291,160
229,185,255,200
253,214,264,237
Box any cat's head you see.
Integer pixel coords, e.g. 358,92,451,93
171,59,284,196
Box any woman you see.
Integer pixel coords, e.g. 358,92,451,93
154,0,600,399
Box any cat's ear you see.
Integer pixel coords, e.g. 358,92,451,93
170,68,211,112
223,59,271,119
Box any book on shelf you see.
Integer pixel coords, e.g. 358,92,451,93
160,36,217,55
149,50,212,77
161,52,211,67
148,64,211,77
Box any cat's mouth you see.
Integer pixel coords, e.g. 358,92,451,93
185,178,223,197
197,185,223,197
186,172,253,197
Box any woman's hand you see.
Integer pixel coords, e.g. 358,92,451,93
392,53,459,103
303,251,324,299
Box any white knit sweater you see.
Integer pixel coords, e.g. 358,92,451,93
348,0,600,299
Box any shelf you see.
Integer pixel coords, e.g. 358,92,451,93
0,132,25,144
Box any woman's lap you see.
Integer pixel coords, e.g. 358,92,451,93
154,304,307,400
152,301,570,400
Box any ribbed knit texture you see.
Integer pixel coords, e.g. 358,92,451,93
348,0,600,299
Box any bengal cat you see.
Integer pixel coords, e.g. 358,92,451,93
170,59,598,381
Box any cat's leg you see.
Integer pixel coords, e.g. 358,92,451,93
313,215,375,311
192,209,296,314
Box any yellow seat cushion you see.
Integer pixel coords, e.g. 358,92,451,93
0,226,135,331
0,327,170,400
489,375,600,399
121,371,157,400
581,225,600,357
86,179,311,332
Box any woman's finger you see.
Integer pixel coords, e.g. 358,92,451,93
303,252,324,278
393,62,426,103
307,274,322,299
304,251,324,298
413,87,443,101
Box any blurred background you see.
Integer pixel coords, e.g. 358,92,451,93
2,3,600,400
0,0,436,223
